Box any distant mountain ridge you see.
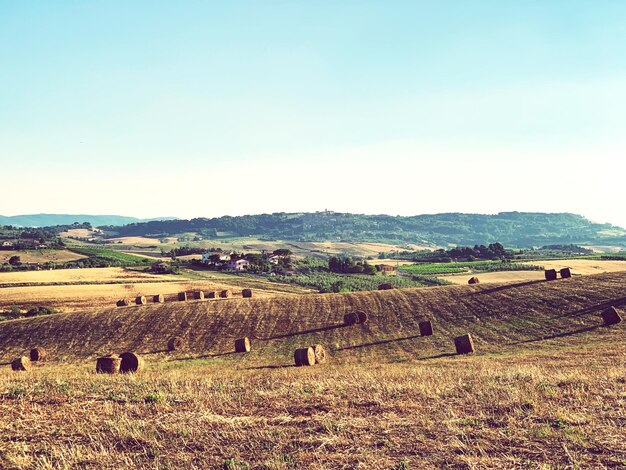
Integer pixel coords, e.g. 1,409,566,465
0,214,178,227
100,211,626,248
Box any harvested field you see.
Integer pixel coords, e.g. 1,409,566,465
0,249,87,264
0,272,624,468
524,259,626,275
0,267,310,311
1,271,624,362
0,267,177,285
441,259,626,285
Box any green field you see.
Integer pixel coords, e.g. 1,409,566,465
400,260,544,276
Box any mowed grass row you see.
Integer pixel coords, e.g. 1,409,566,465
1,331,625,469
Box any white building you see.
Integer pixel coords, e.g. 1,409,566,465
225,259,250,271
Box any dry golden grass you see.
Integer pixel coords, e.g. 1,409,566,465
107,236,170,246
525,259,626,275
0,267,172,285
1,272,624,468
58,228,102,238
441,259,626,285
0,329,624,468
441,270,546,285
0,268,309,312
0,250,87,264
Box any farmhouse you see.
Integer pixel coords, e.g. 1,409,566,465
225,259,250,271
201,252,231,264
379,264,397,274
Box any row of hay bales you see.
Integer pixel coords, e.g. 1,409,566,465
294,344,327,366
96,352,144,374
545,267,572,281
117,289,254,307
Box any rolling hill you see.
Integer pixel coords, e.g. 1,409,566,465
1,271,624,364
100,211,626,248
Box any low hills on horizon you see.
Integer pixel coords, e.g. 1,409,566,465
0,213,179,227
2,211,625,248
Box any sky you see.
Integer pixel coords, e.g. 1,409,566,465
1,1,625,227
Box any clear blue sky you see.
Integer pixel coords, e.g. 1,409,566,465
1,1,625,227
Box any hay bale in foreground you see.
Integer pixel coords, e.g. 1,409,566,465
167,336,185,351
560,267,572,279
178,292,187,301
242,289,253,298
294,347,315,367
11,356,31,371
219,290,232,299
356,311,368,324
207,291,217,299
312,344,327,364
135,295,147,305
119,352,144,373
116,299,130,307
454,334,475,355
602,306,622,326
419,320,433,337
96,356,121,374
544,269,557,281
344,312,359,326
468,277,480,285
194,291,205,300
153,294,164,303
235,337,251,353
378,283,395,290
30,348,47,362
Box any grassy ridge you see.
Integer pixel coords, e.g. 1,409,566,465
1,271,624,362
68,247,153,265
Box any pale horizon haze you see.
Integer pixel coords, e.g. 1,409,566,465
1,2,625,227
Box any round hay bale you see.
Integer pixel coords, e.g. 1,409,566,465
242,289,253,298
30,348,47,362
312,344,327,364
343,312,359,326
119,352,144,373
178,292,187,301
135,295,147,305
378,283,395,290
11,356,31,372
96,356,121,374
219,290,232,299
153,294,164,303
454,334,475,355
544,269,557,281
116,299,130,307
418,320,433,336
560,267,572,279
234,337,251,353
602,306,622,326
167,336,185,351
356,311,368,324
468,277,480,285
294,347,315,367
194,291,205,300
207,291,217,299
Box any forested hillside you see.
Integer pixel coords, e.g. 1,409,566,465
101,211,626,248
